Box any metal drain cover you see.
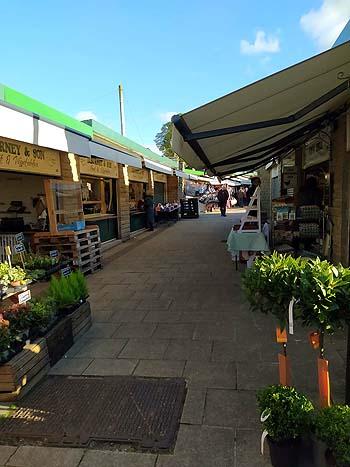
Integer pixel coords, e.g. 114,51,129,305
0,375,186,451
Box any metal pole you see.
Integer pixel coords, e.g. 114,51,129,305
346,325,350,404
118,84,126,136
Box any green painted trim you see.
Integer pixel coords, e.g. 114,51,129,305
0,84,5,101
2,84,93,137
84,119,177,169
185,169,206,176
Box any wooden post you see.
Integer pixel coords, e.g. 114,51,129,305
44,179,58,234
318,358,331,408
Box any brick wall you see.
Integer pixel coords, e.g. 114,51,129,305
329,114,350,264
117,164,131,241
167,175,180,203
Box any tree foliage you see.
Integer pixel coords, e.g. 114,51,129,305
154,122,178,162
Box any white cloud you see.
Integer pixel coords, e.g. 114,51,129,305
240,30,280,55
300,0,350,50
75,110,98,121
159,111,177,123
146,143,162,155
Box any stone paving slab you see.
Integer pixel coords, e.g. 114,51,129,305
164,339,212,361
113,323,157,339
49,357,93,375
236,361,279,390
143,309,183,323
193,322,236,341
79,450,157,467
133,360,185,378
156,425,235,467
181,388,206,425
70,338,127,359
7,446,84,467
235,429,271,467
84,322,120,339
83,358,138,376
0,446,16,465
153,324,195,340
110,309,148,323
183,361,236,389
118,339,170,360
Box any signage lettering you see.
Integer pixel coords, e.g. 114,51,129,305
14,243,26,254
61,266,72,277
49,250,59,258
79,157,118,178
15,233,24,243
18,289,31,304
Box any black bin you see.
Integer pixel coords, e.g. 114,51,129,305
180,198,199,219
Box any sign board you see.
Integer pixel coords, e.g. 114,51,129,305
18,289,31,304
128,167,148,183
14,243,26,254
79,157,119,178
49,249,59,258
0,136,61,176
15,232,24,243
153,172,167,183
61,266,72,277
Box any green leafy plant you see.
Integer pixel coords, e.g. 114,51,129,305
48,271,88,311
297,259,349,334
14,253,58,271
257,385,314,442
29,297,56,330
314,405,350,467
3,303,31,333
0,263,26,287
242,253,306,329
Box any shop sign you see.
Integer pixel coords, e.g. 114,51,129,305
14,243,26,254
0,137,61,176
49,249,59,258
18,289,31,304
128,167,148,183
79,157,119,178
61,266,72,277
15,232,24,243
153,172,167,183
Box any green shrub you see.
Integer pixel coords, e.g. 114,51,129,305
242,253,306,329
29,297,56,329
314,405,350,467
48,271,88,310
257,385,314,442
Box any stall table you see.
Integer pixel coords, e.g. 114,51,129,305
227,230,269,270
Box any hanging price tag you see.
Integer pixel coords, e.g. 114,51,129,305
14,243,26,254
288,298,296,335
61,266,72,277
18,289,31,304
15,232,24,243
49,250,59,258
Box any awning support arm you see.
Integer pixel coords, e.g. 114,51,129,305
184,81,348,141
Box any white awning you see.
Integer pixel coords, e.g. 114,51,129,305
89,141,142,168
143,159,173,175
0,103,91,156
172,41,350,176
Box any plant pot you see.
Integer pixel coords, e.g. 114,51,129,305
10,281,21,287
325,449,337,467
267,436,302,467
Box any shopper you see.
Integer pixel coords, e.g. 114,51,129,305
144,191,155,231
237,187,245,207
217,185,229,217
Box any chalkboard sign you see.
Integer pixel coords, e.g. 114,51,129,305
50,250,59,258
18,289,31,304
15,233,24,243
14,243,26,254
61,266,71,277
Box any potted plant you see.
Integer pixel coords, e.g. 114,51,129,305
48,271,88,315
0,316,12,363
7,266,27,288
28,297,57,336
314,405,350,467
242,253,305,329
257,385,314,467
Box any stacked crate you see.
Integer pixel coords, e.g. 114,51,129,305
34,227,102,275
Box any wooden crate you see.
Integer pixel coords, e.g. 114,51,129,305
34,227,102,275
71,301,92,341
0,338,50,402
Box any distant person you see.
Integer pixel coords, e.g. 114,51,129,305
217,185,229,217
237,187,246,207
144,191,155,231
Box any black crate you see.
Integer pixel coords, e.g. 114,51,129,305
180,198,199,219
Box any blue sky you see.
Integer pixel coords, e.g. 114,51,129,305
1,0,349,153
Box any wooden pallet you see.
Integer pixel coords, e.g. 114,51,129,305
34,227,102,275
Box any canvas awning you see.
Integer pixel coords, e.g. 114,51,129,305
143,159,173,175
89,141,142,168
172,41,350,176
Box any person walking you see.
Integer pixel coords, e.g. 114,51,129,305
144,191,155,231
217,185,229,217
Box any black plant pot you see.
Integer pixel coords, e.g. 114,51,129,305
267,436,302,467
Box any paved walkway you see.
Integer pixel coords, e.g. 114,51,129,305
0,212,346,466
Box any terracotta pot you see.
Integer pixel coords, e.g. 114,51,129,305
267,436,302,467
10,281,21,287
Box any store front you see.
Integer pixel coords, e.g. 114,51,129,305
0,136,62,257
79,156,119,243
128,167,149,232
153,172,167,204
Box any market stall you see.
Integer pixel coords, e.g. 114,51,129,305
128,167,149,232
